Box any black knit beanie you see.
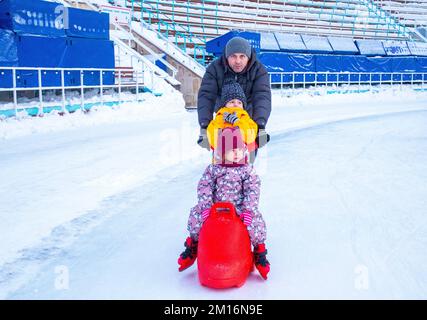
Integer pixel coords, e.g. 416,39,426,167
220,80,247,107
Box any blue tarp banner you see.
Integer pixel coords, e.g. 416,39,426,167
65,7,110,40
314,55,393,82
259,52,426,84
327,36,359,55
391,57,420,72
274,33,307,52
355,39,386,56
340,56,393,72
0,0,65,37
315,55,341,72
301,35,333,53
259,52,315,83
259,52,315,72
414,57,427,71
382,40,411,56
0,28,18,66
260,32,280,51
366,57,394,72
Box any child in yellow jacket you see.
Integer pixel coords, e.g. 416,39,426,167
207,81,258,154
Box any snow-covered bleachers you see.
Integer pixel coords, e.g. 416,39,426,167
134,0,409,43
374,0,427,27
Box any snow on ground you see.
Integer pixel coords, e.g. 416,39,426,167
1,87,427,299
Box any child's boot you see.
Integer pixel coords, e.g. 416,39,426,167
254,243,270,280
178,237,198,272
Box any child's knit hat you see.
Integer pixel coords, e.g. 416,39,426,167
220,80,247,108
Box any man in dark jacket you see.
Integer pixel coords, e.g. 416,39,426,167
197,36,271,150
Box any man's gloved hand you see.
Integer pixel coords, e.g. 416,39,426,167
197,128,210,150
256,128,270,148
223,112,239,125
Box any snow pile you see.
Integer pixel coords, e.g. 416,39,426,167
268,86,427,135
0,85,185,140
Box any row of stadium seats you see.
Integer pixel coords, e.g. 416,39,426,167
206,30,427,57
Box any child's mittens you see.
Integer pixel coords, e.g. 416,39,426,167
240,211,253,226
201,208,210,222
223,112,239,125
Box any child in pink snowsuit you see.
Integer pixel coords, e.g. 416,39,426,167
178,126,270,280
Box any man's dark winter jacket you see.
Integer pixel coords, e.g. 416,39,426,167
197,49,272,129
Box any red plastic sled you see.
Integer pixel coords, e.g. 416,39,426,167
197,202,253,289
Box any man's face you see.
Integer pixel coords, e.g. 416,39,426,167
227,53,249,73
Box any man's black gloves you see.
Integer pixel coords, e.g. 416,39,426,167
197,128,210,150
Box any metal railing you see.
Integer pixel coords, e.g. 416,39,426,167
0,66,157,118
58,0,180,86
269,71,427,93
3,69,427,118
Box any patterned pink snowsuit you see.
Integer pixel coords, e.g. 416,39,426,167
187,164,267,246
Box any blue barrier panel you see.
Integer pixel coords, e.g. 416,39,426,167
327,36,359,55
341,56,392,82
82,70,100,86
413,57,427,81
41,70,62,87
61,37,115,69
65,7,110,40
366,57,394,82
1,34,67,87
257,52,286,83
102,71,115,86
10,69,114,88
260,32,280,51
0,29,18,66
274,33,306,52
206,30,260,56
0,69,13,88
63,70,80,87
0,0,65,37
14,69,62,88
16,35,67,67
315,55,341,82
391,57,419,81
301,35,333,54
15,69,38,88
355,39,386,56
382,40,411,56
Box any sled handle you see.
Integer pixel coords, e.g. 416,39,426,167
210,202,238,219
